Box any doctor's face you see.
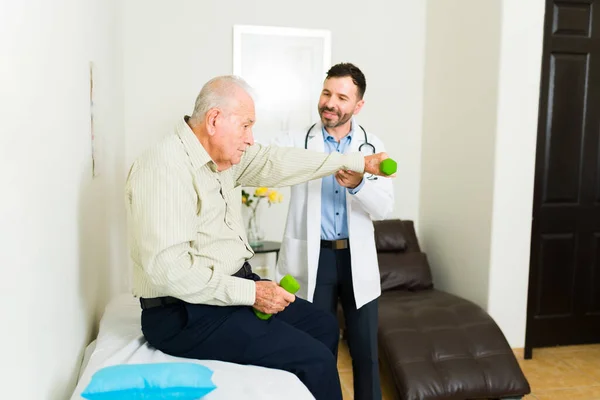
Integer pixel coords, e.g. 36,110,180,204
318,76,364,129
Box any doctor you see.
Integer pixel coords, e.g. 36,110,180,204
273,63,394,400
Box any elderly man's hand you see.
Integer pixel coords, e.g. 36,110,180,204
254,281,295,314
364,152,396,177
335,170,363,189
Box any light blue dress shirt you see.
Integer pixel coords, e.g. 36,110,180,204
321,123,366,240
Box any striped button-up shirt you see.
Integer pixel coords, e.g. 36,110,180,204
125,117,365,306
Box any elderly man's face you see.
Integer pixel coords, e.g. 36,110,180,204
213,90,255,169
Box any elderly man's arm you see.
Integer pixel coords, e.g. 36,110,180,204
233,143,365,187
126,164,255,306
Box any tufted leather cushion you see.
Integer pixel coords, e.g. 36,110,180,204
375,219,422,253
375,220,432,291
373,219,408,252
378,289,530,399
378,252,433,292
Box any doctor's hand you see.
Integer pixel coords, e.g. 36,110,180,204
253,281,296,314
364,152,396,177
336,170,363,189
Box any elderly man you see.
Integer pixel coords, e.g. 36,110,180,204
125,75,393,400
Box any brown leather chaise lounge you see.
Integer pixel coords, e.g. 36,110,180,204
340,219,531,400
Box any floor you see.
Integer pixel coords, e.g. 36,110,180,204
337,342,600,400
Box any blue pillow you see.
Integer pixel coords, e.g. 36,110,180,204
81,363,217,399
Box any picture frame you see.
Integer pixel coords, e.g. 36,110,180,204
233,24,331,136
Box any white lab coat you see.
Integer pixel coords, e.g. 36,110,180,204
268,118,395,309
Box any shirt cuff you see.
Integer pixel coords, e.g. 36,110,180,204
341,153,365,174
223,274,257,306
348,178,366,195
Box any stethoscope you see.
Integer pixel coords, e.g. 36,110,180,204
305,123,378,180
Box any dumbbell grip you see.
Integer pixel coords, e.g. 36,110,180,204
254,275,300,320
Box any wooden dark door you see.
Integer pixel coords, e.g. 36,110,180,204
526,0,600,359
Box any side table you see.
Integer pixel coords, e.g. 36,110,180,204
251,241,281,263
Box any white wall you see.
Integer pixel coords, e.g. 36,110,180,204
0,0,126,398
121,0,426,243
487,0,545,348
419,0,545,347
419,0,503,309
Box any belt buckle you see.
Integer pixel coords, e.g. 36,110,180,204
334,239,348,250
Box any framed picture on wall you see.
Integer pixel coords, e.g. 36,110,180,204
233,24,331,138
233,24,331,248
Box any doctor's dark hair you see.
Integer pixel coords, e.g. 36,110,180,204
325,63,366,100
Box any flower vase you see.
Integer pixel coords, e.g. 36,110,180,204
247,209,264,248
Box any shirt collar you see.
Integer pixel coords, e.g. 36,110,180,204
177,116,218,172
321,117,356,143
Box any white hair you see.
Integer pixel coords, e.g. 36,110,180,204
189,75,254,126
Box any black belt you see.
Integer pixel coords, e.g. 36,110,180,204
139,296,181,310
139,262,253,310
320,238,349,250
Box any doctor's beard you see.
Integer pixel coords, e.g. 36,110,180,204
319,106,353,129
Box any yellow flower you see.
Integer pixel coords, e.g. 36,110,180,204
268,190,283,204
268,190,279,203
242,197,247,204
255,187,269,197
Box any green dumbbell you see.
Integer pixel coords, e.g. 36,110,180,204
380,158,397,176
254,275,300,320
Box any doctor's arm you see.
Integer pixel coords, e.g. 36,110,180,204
344,140,395,220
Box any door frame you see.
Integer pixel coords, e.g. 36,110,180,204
524,0,553,361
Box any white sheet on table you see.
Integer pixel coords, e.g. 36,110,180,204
70,293,315,400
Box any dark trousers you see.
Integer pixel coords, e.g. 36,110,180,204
313,247,381,400
140,270,342,400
